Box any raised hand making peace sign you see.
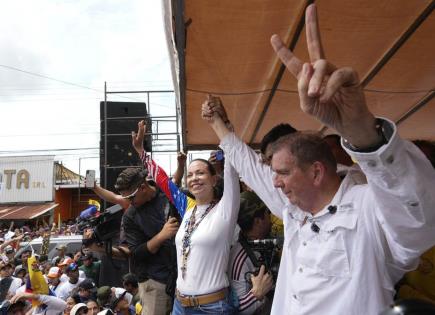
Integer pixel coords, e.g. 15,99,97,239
271,4,382,150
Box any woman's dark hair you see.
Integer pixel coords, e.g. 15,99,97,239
189,158,216,176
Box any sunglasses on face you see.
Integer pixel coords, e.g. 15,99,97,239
121,187,140,201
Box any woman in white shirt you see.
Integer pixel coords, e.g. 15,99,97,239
132,116,240,314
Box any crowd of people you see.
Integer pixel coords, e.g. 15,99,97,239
0,220,81,242
0,232,146,315
2,4,435,315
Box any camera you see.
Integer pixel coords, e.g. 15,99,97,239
245,237,283,287
78,204,123,247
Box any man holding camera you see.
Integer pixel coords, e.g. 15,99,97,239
229,191,274,315
116,167,178,315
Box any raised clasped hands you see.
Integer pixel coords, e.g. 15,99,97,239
201,94,228,124
271,4,381,148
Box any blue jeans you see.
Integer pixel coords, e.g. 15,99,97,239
172,295,236,314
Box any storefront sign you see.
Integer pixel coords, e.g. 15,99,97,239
0,156,54,203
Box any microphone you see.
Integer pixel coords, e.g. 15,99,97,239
311,223,320,233
328,205,337,214
79,205,98,220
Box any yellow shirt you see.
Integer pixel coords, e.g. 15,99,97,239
135,302,142,315
398,246,435,303
270,214,284,238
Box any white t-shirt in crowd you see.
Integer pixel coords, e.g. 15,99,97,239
55,278,84,300
59,270,85,283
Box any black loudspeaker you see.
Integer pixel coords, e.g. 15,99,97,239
100,101,152,192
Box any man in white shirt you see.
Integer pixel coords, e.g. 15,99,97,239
56,263,83,300
201,4,435,314
9,292,67,315
0,263,22,300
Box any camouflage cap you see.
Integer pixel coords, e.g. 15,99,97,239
238,191,268,225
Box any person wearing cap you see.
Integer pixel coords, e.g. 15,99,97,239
70,303,88,315
53,245,67,263
228,191,274,315
97,310,114,315
114,166,177,315
58,258,86,284
12,267,26,283
3,246,15,264
0,263,22,301
9,291,67,315
96,286,112,310
79,254,100,287
77,279,96,303
111,289,133,315
46,267,62,293
58,257,74,283
56,263,84,301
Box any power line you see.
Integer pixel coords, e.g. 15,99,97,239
0,131,99,138
0,147,99,154
0,64,102,93
0,64,142,102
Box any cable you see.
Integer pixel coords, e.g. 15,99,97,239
0,64,102,93
0,131,99,138
0,147,99,154
0,64,142,102
185,87,434,96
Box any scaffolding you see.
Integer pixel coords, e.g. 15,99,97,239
102,83,181,190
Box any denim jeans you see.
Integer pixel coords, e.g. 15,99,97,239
172,294,236,314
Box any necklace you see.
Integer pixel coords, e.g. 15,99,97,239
180,201,216,279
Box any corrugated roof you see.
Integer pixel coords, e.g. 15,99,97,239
0,202,58,220
55,162,83,186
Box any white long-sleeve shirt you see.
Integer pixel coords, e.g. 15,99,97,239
219,119,435,315
175,156,240,295
33,294,67,315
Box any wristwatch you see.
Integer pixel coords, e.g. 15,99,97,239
343,118,391,153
